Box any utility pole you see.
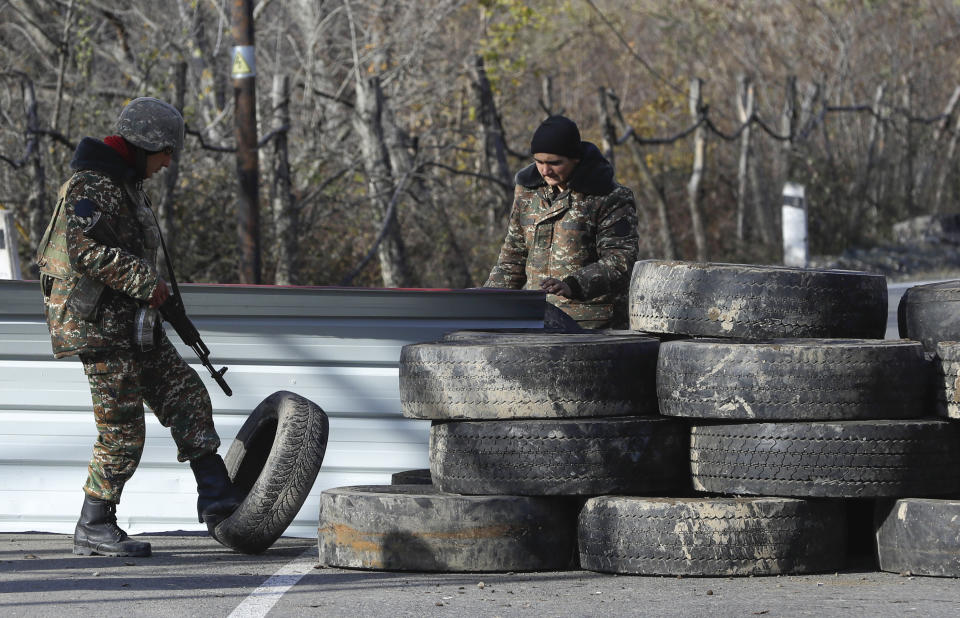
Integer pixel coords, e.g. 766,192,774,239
231,0,261,284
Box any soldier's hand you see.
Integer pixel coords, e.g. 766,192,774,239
540,277,572,298
148,278,171,308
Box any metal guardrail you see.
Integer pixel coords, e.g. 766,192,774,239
0,280,545,536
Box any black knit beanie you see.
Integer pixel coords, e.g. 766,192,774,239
530,115,582,159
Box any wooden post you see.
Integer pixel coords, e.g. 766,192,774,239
780,76,797,183
471,55,513,229
736,75,771,248
22,76,45,279
540,76,559,116
687,78,707,262
598,87,617,167
901,81,916,216
231,0,261,284
158,61,186,275
271,73,296,285
51,0,75,132
856,83,885,227
607,89,676,259
735,75,753,244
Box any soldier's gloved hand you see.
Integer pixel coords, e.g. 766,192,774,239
148,278,171,308
540,277,572,298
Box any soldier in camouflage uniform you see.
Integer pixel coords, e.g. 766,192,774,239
36,98,241,558
484,115,639,328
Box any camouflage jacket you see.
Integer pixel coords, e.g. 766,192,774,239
484,142,639,326
36,138,161,358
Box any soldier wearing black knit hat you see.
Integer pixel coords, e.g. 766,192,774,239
484,115,639,329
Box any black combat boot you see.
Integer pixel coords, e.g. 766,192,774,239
73,495,152,557
189,453,243,528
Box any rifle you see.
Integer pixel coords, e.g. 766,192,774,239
158,294,232,396
83,211,233,396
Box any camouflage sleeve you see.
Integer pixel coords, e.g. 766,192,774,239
565,186,639,299
483,185,528,289
64,174,159,302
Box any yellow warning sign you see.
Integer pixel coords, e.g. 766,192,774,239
231,46,255,79
232,52,251,76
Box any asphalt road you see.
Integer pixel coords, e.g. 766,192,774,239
3,280,957,617
2,532,960,617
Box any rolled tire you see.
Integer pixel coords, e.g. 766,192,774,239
213,391,329,554
628,260,887,339
578,496,846,576
934,341,960,419
390,468,432,485
658,338,929,420
400,334,660,420
691,420,960,498
431,417,688,496
898,280,960,354
316,485,577,572
875,498,960,577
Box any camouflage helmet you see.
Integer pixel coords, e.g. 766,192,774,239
116,97,184,153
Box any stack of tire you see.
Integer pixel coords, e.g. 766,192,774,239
875,280,960,577
316,260,960,577
317,329,688,572
577,260,960,578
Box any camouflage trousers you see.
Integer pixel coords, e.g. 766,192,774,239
79,333,221,503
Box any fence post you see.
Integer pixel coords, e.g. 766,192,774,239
687,77,707,262
782,182,808,267
0,210,23,280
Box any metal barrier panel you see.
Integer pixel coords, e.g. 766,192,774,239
0,280,544,536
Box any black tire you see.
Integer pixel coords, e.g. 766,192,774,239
875,498,960,577
628,260,887,339
317,485,577,572
691,420,960,498
390,468,432,485
658,338,929,420
578,496,846,576
898,280,960,354
400,334,660,420
431,417,688,496
213,391,329,554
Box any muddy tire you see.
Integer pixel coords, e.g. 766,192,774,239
628,260,887,339
934,341,960,419
658,338,929,420
875,498,960,577
400,334,660,420
214,391,329,554
691,420,960,498
898,280,960,354
317,485,577,572
390,469,432,485
578,496,846,576
431,417,688,496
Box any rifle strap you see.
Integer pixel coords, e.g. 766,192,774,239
144,201,182,300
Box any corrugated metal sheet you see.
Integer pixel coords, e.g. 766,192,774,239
0,280,544,538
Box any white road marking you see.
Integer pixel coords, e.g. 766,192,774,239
228,547,317,618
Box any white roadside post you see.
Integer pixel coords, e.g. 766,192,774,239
782,182,808,267
0,209,22,280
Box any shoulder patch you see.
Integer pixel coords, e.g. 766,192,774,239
73,198,98,218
